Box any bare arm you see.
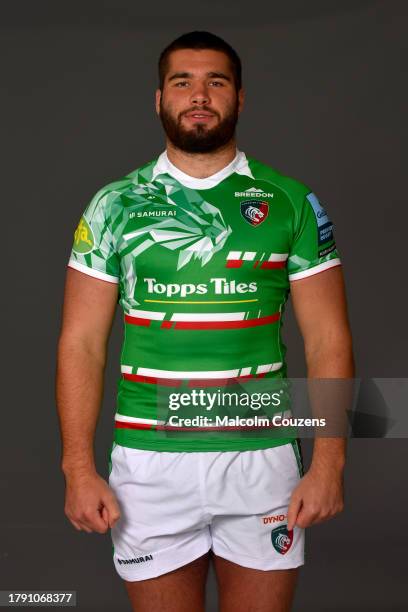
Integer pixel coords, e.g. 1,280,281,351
56,266,120,532
291,263,354,465
287,265,355,530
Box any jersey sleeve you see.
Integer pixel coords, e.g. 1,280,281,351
287,191,341,281
67,187,120,283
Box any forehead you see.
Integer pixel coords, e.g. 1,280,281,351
165,48,233,79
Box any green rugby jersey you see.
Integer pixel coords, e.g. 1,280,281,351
67,149,341,451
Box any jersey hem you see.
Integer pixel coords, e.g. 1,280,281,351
113,431,296,452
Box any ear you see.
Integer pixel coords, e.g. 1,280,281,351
155,89,162,116
237,88,245,115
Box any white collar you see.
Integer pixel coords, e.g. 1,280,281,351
151,148,254,189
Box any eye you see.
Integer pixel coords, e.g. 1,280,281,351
209,81,224,87
174,81,189,87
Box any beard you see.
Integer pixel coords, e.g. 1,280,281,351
159,97,239,154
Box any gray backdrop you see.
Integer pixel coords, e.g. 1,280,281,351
1,1,407,610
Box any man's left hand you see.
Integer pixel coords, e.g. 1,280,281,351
287,466,344,531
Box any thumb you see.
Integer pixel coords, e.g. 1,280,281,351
101,506,109,526
102,493,121,528
287,493,302,531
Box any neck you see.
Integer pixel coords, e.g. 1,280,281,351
165,139,238,178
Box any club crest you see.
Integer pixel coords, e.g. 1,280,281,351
271,525,293,555
240,200,269,226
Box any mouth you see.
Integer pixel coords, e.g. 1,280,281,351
184,111,216,123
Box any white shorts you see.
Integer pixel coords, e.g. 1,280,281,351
108,441,305,581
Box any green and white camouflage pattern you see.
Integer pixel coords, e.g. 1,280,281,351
68,150,341,451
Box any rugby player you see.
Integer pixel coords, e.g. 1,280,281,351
56,30,354,611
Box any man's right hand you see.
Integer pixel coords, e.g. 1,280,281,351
64,471,121,533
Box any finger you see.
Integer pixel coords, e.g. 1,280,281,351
76,520,93,533
287,495,302,531
103,495,121,528
101,506,111,527
66,512,84,532
296,506,319,529
79,510,109,533
70,519,83,531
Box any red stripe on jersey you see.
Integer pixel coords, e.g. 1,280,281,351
122,373,182,386
115,421,154,430
186,373,279,387
173,312,280,330
122,372,275,386
161,320,173,328
260,260,286,269
125,315,151,326
226,260,243,268
187,375,254,387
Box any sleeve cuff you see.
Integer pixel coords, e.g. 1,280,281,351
67,258,119,284
288,258,341,281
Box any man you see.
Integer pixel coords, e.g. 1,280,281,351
56,31,354,612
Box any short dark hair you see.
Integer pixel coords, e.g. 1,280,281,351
158,31,242,91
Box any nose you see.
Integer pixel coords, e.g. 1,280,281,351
190,81,210,106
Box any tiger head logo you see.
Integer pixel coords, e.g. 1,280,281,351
271,525,294,555
240,200,269,226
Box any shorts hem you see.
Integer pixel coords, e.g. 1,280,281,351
114,538,212,582
212,545,304,571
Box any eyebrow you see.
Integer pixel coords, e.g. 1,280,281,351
167,71,231,82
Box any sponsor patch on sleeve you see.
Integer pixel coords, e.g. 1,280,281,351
306,192,334,247
318,243,337,257
72,216,95,254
